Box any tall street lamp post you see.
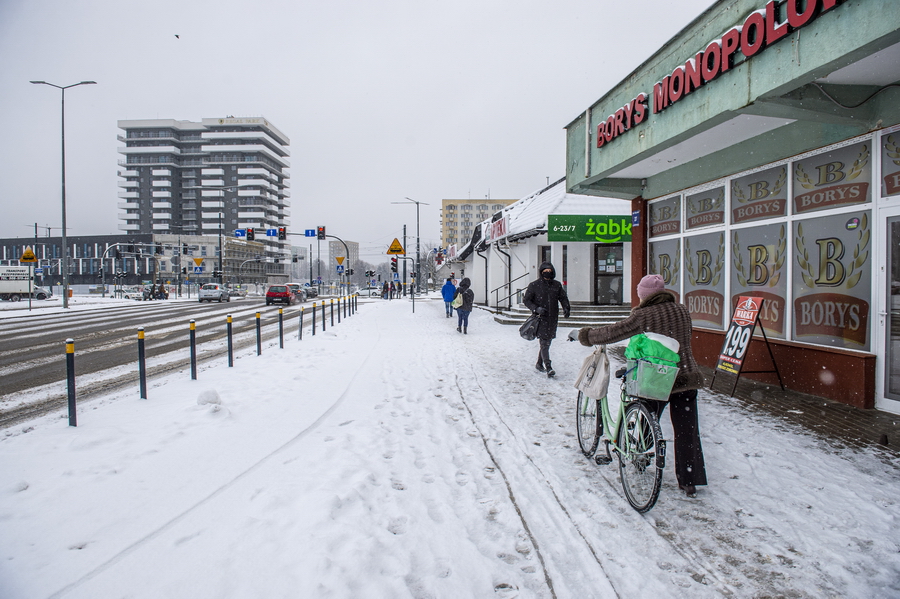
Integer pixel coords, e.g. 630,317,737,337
395,197,428,295
30,80,96,309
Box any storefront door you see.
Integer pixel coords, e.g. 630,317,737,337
594,243,623,305
877,211,900,414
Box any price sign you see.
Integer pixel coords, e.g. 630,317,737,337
715,296,763,376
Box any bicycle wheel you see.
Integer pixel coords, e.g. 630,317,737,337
575,391,601,456
617,401,664,513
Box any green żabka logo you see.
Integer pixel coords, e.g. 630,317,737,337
547,215,632,242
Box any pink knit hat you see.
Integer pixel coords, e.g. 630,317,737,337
636,274,666,299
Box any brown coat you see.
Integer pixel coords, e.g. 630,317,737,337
580,290,705,393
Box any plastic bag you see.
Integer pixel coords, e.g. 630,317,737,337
451,294,463,308
574,345,610,399
519,313,540,341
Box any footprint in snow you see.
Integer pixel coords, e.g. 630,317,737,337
387,517,407,535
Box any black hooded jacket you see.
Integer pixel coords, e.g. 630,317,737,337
453,277,475,312
523,262,570,339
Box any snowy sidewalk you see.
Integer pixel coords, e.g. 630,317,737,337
1,297,898,598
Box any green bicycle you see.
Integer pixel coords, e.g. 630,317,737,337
574,345,667,513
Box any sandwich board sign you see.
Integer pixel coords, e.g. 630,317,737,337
710,296,783,396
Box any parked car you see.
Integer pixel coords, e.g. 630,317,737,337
116,286,142,300
31,286,52,300
304,285,318,299
361,286,382,297
227,287,248,298
266,285,294,306
199,283,230,303
286,283,307,302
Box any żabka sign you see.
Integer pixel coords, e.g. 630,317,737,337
596,0,846,150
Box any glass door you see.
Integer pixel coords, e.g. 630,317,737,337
594,243,623,305
879,213,900,413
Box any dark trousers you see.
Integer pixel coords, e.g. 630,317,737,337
652,389,707,487
537,337,552,365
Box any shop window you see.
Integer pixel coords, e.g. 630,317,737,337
731,165,788,224
730,223,787,339
683,232,726,330
791,140,871,215
649,238,681,300
685,186,725,230
881,133,900,197
648,195,681,238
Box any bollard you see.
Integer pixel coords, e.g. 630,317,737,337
227,314,234,367
278,308,284,349
189,320,197,380
337,297,341,324
299,306,304,340
256,312,262,355
312,302,317,336
344,295,348,319
330,299,335,327
66,338,77,427
322,299,326,332
138,328,147,399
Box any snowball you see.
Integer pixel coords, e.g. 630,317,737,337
197,390,222,406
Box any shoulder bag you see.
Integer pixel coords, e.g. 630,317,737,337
574,345,610,399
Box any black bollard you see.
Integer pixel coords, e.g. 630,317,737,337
190,320,197,380
227,314,234,367
66,338,77,427
299,306,304,340
312,302,317,336
256,312,262,355
278,308,284,349
330,299,335,327
138,327,147,399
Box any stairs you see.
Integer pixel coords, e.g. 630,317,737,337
491,303,631,328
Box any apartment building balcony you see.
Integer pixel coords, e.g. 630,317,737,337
201,190,225,198
201,201,225,209
119,145,181,155
152,169,172,176
200,144,289,167
152,191,172,198
201,179,225,187
118,223,141,231
200,132,290,156
118,180,139,188
152,180,171,187
152,223,171,230
201,168,225,176
117,201,139,209
119,169,139,177
152,202,173,209
118,191,139,200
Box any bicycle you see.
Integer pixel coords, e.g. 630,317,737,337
570,339,667,513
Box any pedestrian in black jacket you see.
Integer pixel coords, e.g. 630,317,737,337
523,262,570,377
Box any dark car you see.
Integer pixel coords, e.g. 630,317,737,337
305,285,318,299
266,285,294,306
286,283,307,302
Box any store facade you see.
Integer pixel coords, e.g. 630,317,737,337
565,0,900,411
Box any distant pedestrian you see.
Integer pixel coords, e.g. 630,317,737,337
382,281,389,300
454,277,474,334
523,262,570,377
390,281,396,299
441,278,457,318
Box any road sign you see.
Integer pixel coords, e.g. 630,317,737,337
266,228,277,237
234,229,247,238
305,229,316,237
387,238,405,254
35,267,43,274
194,266,203,274
336,265,344,274
194,258,204,266
20,246,37,263
393,273,400,281
336,256,345,265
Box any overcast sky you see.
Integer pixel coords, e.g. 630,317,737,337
0,0,712,262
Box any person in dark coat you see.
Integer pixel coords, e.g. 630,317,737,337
523,262,570,377
577,273,707,497
453,277,475,334
441,278,457,318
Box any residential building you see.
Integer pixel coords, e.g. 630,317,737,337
117,116,291,276
441,199,515,248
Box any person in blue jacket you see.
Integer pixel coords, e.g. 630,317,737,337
441,278,457,318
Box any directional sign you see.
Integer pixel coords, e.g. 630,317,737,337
194,266,204,274
387,238,405,255
305,229,316,237
266,228,277,237
335,256,345,265
35,267,43,274
20,246,37,263
234,229,247,238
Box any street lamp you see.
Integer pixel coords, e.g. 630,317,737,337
394,197,428,295
30,80,97,308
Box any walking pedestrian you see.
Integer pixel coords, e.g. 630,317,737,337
454,277,474,334
389,281,396,300
441,278,457,318
382,281,389,300
523,262,570,377
576,273,707,498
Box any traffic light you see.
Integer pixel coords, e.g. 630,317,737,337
278,226,287,240
390,257,398,273
317,226,326,240
155,243,163,255
114,248,121,259
348,268,354,275
247,228,255,241
182,267,187,275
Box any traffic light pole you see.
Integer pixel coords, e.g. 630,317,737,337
324,234,350,296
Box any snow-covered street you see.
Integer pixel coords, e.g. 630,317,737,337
1,295,898,598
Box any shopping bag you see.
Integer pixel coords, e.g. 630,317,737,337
451,294,463,308
574,345,610,399
519,313,540,341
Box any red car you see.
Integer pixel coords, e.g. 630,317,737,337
265,285,294,306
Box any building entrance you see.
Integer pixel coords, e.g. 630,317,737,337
594,243,623,305
879,212,900,414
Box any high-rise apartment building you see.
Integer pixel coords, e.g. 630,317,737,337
441,199,515,248
117,116,291,261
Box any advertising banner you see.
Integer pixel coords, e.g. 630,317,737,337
730,165,788,224
547,215,632,243
649,238,681,301
684,232,725,329
730,223,787,338
715,296,764,376
685,186,725,229
792,141,871,214
882,133,900,197
648,195,681,238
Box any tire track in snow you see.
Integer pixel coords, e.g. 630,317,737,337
45,321,384,599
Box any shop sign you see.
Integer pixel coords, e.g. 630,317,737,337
792,142,871,214
731,166,788,224
792,210,871,350
730,223,787,337
686,187,725,229
716,296,765,375
882,133,900,197
648,195,681,238
547,215,632,242
684,232,725,328
595,0,848,150
649,238,681,302
490,216,508,241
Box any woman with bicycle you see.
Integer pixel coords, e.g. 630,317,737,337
576,274,707,498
